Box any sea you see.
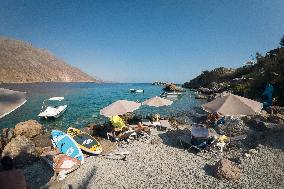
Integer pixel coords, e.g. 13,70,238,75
0,83,204,130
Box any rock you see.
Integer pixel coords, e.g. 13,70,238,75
268,114,284,124
248,149,258,154
215,117,248,136
256,144,264,150
0,138,2,154
244,153,251,158
1,128,15,146
14,120,43,138
195,94,207,99
32,133,52,148
198,87,214,95
214,159,242,181
266,106,284,115
243,114,268,125
248,119,268,131
163,84,185,92
2,135,37,167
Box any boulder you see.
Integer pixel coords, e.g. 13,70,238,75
32,133,52,148
163,84,185,92
2,135,37,167
1,128,15,146
214,159,242,181
246,119,268,131
215,118,248,136
266,106,284,115
195,94,207,99
198,87,214,95
14,120,43,138
268,114,284,124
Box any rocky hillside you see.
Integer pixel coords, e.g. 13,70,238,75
183,67,235,89
0,37,96,83
183,36,284,106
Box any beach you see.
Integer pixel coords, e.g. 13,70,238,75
21,123,284,189
1,1,284,188
0,83,284,189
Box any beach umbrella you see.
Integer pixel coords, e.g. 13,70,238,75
0,88,27,119
201,93,262,116
142,96,173,107
100,100,141,117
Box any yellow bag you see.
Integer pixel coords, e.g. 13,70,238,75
110,116,126,129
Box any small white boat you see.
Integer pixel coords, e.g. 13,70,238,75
129,89,144,93
38,97,67,119
160,91,182,98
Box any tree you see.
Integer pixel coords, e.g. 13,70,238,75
280,35,284,47
255,52,263,62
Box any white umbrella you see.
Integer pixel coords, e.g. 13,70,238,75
0,88,27,119
100,100,141,117
202,93,262,116
142,96,173,107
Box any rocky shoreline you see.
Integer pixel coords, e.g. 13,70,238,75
0,108,283,188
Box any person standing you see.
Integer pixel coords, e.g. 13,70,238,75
0,156,29,189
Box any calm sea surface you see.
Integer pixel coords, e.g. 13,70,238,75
0,83,203,130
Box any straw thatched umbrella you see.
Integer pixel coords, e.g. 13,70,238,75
201,93,262,116
0,88,27,119
100,100,141,117
142,96,173,107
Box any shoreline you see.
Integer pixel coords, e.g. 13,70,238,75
0,108,283,188
1,82,284,188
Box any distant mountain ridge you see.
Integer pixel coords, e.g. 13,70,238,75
0,37,97,83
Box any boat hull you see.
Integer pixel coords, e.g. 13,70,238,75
38,105,67,119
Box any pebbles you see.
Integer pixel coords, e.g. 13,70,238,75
20,125,283,189
40,131,282,189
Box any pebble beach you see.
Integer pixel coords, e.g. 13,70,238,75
22,123,284,189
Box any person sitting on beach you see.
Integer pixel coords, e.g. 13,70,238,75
0,156,29,189
154,113,160,122
207,112,225,127
133,122,150,135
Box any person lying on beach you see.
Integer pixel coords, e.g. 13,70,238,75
0,156,29,189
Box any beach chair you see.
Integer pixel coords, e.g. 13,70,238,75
178,134,203,152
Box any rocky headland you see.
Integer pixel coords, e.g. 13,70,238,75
183,45,284,106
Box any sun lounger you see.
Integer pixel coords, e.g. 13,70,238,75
127,124,138,129
142,119,152,126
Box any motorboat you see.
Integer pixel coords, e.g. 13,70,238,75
38,97,67,119
129,89,144,93
160,91,182,98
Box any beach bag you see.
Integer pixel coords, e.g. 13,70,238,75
110,116,126,129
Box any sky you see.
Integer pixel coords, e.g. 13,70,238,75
0,0,284,83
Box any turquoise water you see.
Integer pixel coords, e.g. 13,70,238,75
0,83,202,130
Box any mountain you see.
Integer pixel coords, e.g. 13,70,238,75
0,37,97,83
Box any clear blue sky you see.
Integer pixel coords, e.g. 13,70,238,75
1,0,284,83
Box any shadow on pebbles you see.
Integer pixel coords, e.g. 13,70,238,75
28,128,284,189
